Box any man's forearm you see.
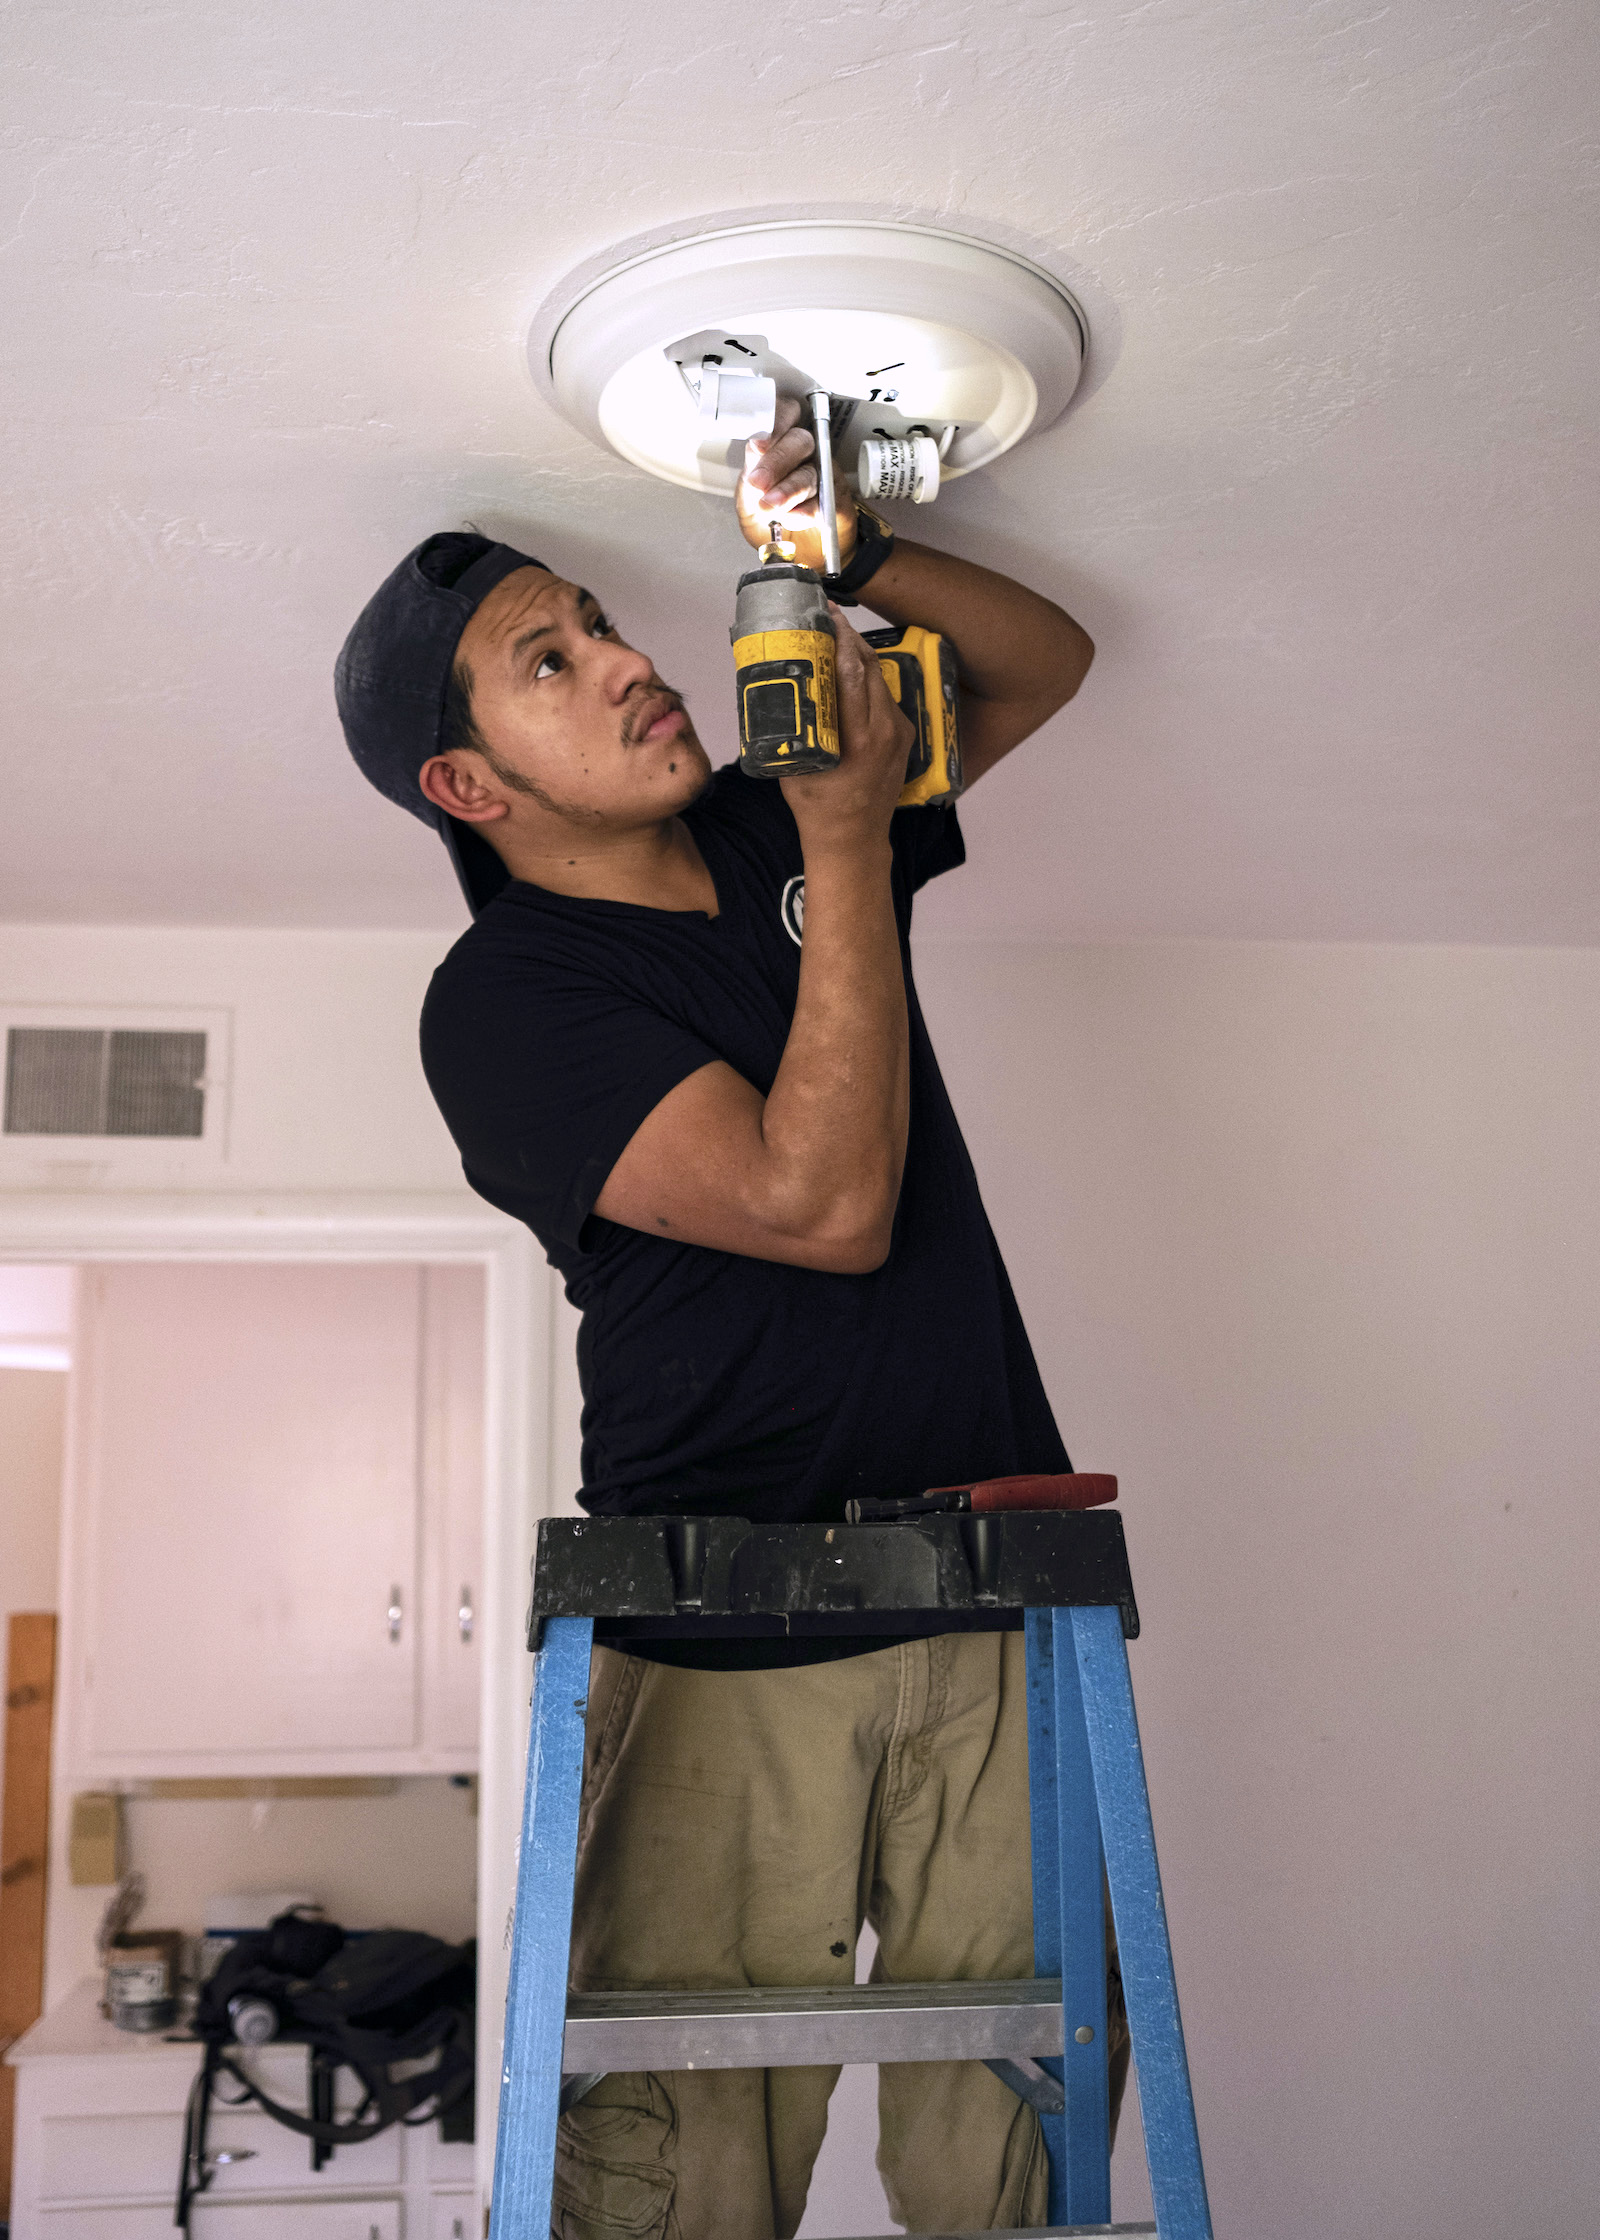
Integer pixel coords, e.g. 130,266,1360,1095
854,535,1093,715
588,605,916,1275
757,837,909,1270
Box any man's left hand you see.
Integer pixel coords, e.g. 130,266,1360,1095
735,394,858,576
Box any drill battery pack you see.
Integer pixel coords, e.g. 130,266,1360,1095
864,624,964,809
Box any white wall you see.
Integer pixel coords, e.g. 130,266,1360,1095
43,1781,479,2007
8,922,1596,2238
904,936,1600,2240
0,1264,74,1368
0,927,466,1195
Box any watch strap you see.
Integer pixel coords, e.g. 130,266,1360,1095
823,503,896,605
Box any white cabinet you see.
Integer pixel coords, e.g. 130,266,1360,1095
61,1262,484,1779
7,1981,476,2240
419,1265,486,1758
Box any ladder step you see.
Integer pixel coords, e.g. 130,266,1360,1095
564,1976,1065,2072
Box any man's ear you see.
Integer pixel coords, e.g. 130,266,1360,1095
418,753,510,826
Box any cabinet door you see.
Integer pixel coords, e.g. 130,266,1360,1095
191,2206,402,2239
72,1263,424,1769
37,2103,404,2200
420,1265,484,1759
34,2212,401,2240
35,2213,174,2238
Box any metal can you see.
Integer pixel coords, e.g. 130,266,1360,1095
105,1930,183,2032
227,1993,280,2046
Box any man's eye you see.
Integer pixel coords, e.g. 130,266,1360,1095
533,616,610,678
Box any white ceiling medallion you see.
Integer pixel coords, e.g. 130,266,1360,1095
534,221,1087,504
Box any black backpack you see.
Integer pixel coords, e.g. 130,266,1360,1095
177,1912,475,2229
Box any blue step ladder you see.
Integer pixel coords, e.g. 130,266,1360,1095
488,1497,1213,2240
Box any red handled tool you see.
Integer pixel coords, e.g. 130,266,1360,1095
844,1471,1117,1524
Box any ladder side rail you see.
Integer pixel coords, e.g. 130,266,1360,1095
1025,1610,1112,2223
1071,1604,1213,2240
489,1613,594,2240
1051,1607,1113,2223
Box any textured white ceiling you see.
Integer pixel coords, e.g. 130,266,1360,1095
4,1,1597,939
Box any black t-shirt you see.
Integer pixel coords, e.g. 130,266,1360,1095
420,764,1070,1665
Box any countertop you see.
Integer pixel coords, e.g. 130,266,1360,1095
10,1977,224,2065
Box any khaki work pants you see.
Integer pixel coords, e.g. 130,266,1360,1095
554,1631,1129,2240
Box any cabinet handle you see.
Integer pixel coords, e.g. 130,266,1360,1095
204,2147,258,2171
458,1586,474,1644
387,1586,403,1643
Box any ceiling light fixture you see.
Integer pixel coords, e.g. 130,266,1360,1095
531,221,1087,507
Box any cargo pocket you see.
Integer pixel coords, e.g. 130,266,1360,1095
553,2071,679,2240
580,1647,647,1845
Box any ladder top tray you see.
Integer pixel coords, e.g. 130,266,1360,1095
529,1511,1138,1647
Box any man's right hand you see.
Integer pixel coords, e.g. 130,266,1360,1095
736,395,858,576
779,605,914,854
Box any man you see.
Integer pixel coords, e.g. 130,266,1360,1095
336,396,1125,2239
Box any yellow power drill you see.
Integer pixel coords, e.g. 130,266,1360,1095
731,389,962,809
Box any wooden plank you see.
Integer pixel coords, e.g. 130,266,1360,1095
1,1610,57,2214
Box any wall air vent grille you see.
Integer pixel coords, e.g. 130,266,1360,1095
4,1027,208,1139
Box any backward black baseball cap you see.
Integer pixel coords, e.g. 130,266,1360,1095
334,531,550,916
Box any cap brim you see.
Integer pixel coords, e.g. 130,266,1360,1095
442,817,513,917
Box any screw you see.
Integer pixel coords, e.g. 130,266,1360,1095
1075,2025,1095,2044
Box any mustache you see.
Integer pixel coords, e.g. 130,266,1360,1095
621,681,687,746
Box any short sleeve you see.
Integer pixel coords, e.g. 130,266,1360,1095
890,801,966,895
421,950,719,1254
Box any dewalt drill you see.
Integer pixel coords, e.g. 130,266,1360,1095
731,389,962,810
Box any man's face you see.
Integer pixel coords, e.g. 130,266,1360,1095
450,567,711,827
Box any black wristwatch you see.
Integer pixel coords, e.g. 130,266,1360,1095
823,503,896,605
